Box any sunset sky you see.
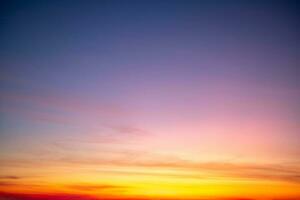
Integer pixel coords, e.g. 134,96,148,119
0,1,300,200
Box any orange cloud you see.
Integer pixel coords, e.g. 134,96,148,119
67,184,129,192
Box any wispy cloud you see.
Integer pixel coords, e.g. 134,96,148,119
54,153,300,184
0,90,149,151
67,184,129,192
117,159,300,184
2,153,299,184
0,176,20,180
0,192,299,200
0,192,100,200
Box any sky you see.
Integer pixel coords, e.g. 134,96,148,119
0,0,300,200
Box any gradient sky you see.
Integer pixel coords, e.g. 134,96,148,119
0,1,300,200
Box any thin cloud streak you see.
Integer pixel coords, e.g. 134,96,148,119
67,184,130,192
1,154,299,184
0,192,299,200
0,91,149,147
0,176,20,180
